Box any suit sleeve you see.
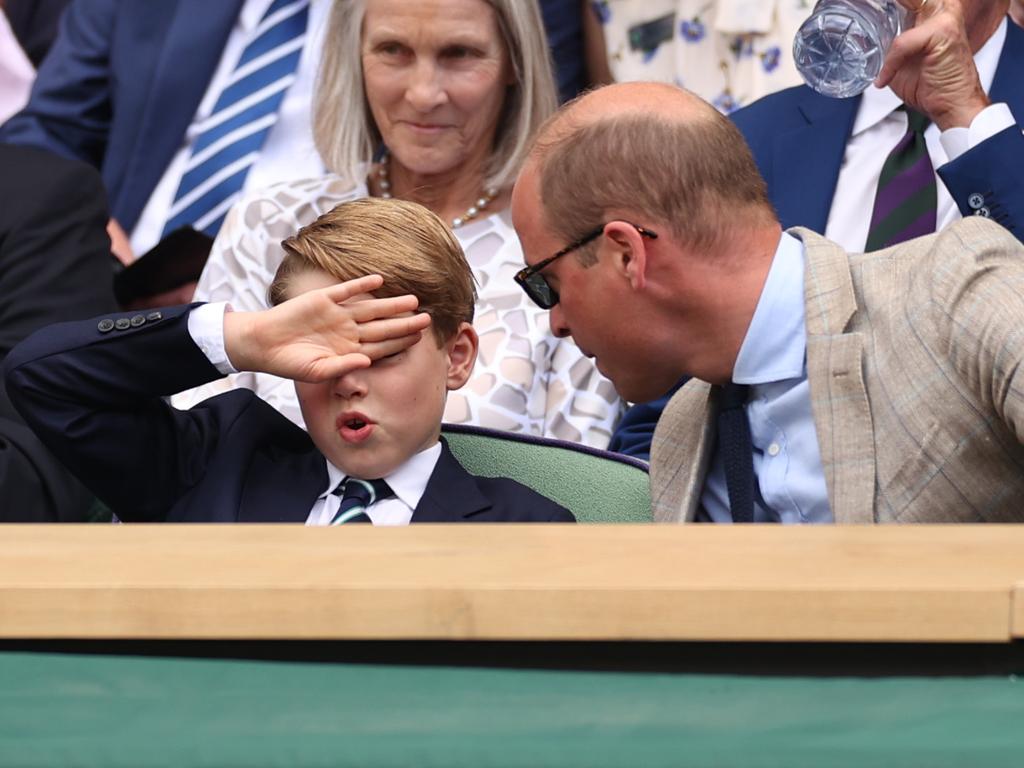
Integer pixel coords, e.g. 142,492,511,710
930,219,1024,443
0,0,118,166
938,125,1024,244
3,305,241,520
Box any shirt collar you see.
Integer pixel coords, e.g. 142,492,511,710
318,442,442,511
852,17,1007,137
732,232,806,385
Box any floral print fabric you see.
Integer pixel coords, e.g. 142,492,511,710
593,0,813,113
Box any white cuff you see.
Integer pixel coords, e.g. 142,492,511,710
940,103,1017,161
187,302,237,375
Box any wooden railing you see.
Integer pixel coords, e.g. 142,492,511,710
2,524,1024,642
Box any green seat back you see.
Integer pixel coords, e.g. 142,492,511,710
441,424,651,523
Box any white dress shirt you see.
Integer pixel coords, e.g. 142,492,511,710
825,18,1015,253
130,0,329,256
307,444,441,526
701,232,832,523
186,301,438,525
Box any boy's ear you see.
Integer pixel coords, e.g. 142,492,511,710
445,322,478,390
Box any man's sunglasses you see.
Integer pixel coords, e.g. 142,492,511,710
514,222,658,309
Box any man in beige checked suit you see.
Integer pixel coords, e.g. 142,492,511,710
511,81,1024,523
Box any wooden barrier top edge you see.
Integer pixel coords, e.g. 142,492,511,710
1,525,1022,641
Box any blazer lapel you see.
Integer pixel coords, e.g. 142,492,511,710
990,17,1024,118
650,381,716,523
410,441,491,522
793,227,876,523
771,93,860,234
115,0,244,231
237,449,326,523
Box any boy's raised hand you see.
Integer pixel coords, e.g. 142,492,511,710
223,275,432,381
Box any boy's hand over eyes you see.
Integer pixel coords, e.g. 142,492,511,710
222,275,432,381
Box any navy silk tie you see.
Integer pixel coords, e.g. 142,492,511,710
717,383,755,523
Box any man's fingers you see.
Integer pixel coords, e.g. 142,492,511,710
876,24,932,86
891,0,945,17
357,314,432,343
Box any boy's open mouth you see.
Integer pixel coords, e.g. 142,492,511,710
337,412,375,443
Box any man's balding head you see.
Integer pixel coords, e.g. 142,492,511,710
520,82,776,260
534,82,717,145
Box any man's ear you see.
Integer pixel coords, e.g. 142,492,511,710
603,221,649,291
445,322,479,390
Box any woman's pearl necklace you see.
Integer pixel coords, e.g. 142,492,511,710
376,151,498,229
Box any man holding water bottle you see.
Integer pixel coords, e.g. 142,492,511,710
734,0,1022,253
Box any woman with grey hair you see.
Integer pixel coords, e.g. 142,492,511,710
177,0,622,447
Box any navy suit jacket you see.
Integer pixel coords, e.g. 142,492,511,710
3,305,574,524
0,0,584,234
610,18,1024,460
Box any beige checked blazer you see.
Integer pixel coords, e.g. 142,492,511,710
650,218,1024,523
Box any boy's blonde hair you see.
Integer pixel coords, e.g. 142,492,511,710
269,198,476,344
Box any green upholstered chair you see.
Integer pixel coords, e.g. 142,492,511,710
441,424,651,523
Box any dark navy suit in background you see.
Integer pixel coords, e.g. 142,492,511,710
3,305,574,524
0,145,117,521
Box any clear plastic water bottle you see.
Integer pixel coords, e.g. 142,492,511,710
793,0,908,98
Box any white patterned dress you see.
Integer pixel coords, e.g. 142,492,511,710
593,0,813,113
173,174,624,447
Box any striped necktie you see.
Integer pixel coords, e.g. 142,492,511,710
162,0,309,240
330,478,394,525
717,383,755,524
864,107,937,252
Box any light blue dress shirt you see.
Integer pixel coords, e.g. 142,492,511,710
701,232,832,524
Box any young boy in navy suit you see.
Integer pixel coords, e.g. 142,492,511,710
5,198,574,524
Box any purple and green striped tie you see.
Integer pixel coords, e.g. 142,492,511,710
864,107,937,252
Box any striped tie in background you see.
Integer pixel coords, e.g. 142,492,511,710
864,107,937,252
162,0,310,239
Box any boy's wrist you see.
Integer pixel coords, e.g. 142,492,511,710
222,308,258,372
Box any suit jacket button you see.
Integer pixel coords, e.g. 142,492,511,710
975,206,991,218
114,318,131,330
130,314,146,327
968,193,985,210
97,319,115,333
146,311,162,322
